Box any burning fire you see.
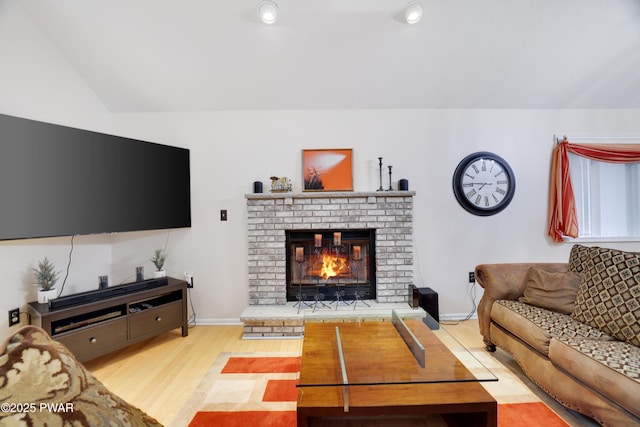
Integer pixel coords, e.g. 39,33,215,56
319,253,349,280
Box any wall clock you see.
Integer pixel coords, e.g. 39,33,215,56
452,151,515,216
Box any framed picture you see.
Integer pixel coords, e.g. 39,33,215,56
302,149,353,192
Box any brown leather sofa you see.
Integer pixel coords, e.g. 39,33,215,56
475,245,640,426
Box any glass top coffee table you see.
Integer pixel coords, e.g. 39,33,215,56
296,310,497,427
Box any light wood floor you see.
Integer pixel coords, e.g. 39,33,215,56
83,320,596,426
83,324,301,425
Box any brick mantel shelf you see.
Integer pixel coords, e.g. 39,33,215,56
245,191,416,307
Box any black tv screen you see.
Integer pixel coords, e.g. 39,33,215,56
0,114,191,241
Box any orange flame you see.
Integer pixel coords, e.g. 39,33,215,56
319,253,348,280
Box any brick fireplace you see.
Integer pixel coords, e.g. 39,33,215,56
245,191,415,306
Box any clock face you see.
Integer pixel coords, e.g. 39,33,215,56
452,152,515,216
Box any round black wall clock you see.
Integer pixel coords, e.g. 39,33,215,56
452,151,516,216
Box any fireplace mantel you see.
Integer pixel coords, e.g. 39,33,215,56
246,190,415,308
246,190,416,201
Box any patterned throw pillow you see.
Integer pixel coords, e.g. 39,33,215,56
571,247,640,347
568,244,592,275
0,326,162,426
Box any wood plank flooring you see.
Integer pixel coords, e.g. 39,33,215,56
83,320,597,427
83,325,301,425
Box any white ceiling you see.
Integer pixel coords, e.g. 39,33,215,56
19,0,640,112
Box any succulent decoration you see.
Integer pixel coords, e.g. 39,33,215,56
32,257,60,291
150,249,168,271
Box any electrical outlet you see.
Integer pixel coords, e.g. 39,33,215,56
184,273,194,288
8,308,20,327
468,271,475,283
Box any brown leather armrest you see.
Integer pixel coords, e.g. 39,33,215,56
475,263,568,347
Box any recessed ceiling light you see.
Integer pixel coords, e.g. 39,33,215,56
258,0,278,24
404,2,423,24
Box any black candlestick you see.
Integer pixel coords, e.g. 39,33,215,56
377,157,384,191
387,165,393,191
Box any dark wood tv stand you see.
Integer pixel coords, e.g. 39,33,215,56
28,277,188,362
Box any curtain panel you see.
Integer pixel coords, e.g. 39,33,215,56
547,140,640,242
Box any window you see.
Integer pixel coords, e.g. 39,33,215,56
569,152,640,239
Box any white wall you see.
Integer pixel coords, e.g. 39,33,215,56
2,0,640,337
112,109,640,323
0,0,114,338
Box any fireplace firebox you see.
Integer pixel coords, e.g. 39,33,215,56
286,229,376,303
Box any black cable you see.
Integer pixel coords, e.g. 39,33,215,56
56,235,75,298
463,281,477,321
163,231,170,254
187,288,197,327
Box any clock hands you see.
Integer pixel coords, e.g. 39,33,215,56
472,181,494,191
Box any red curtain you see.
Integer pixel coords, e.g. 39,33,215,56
547,140,640,242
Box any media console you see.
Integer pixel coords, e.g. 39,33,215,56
28,277,188,362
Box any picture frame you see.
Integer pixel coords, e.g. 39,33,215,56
302,149,353,192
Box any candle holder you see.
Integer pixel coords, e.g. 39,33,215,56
377,157,384,191
312,279,332,312
351,254,370,309
387,165,393,191
331,239,349,309
293,257,312,313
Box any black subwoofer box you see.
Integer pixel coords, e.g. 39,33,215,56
417,287,439,323
409,284,420,308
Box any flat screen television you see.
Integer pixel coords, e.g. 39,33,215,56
0,113,191,241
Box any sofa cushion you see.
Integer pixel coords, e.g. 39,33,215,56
549,336,640,418
492,300,614,355
0,325,162,426
568,243,592,275
519,267,580,314
571,246,640,347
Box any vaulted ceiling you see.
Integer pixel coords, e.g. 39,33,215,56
19,0,640,112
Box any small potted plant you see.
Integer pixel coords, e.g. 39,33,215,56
150,249,167,278
32,257,60,304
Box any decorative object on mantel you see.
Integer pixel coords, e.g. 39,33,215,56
302,149,353,192
98,275,108,290
150,248,168,278
270,176,292,192
398,179,409,191
253,181,263,193
32,256,60,304
377,157,400,191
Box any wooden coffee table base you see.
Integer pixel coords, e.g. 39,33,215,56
297,381,496,427
297,320,497,427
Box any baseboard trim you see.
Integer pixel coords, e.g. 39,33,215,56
193,313,477,326
195,318,243,326
439,312,478,321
